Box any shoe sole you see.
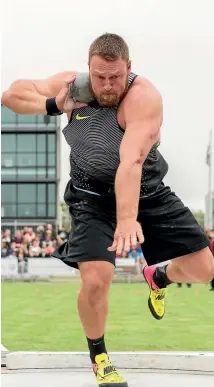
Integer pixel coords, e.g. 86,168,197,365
143,267,164,321
98,383,128,387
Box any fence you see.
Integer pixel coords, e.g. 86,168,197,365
1,220,59,235
1,257,137,279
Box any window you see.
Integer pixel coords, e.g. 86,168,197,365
1,184,17,218
1,106,58,129
1,154,16,168
17,154,36,167
37,185,46,203
17,115,37,125
1,133,56,178
48,184,56,203
37,154,46,166
48,153,56,166
1,168,16,176
1,184,16,204
17,134,36,152
1,183,56,218
37,115,57,127
18,184,36,203
48,134,56,152
37,134,46,152
18,204,36,217
1,107,16,124
1,134,16,152
2,205,17,218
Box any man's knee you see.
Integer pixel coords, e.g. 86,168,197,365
79,261,114,306
200,258,214,282
198,268,214,283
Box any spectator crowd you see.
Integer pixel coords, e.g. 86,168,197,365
1,224,69,262
1,224,214,289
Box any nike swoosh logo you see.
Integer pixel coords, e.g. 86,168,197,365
76,113,90,120
93,341,102,346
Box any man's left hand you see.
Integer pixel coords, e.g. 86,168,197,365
108,218,144,256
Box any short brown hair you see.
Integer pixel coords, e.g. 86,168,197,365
89,33,129,62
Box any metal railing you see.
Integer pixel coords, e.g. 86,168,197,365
1,220,59,235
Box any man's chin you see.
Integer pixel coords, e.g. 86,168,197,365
99,101,118,107
97,96,120,107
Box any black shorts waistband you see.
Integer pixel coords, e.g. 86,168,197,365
72,179,115,196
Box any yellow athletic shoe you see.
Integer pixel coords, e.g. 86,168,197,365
93,353,128,387
143,265,167,320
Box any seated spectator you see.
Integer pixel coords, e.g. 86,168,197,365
46,223,56,239
44,230,54,245
17,246,28,274
1,241,10,258
40,240,55,257
29,239,41,257
40,229,54,245
45,243,55,257
128,244,145,276
41,241,47,257
55,234,65,247
35,231,42,241
7,241,18,257
1,224,66,260
57,227,69,242
37,225,45,234
22,233,31,246
28,227,36,241
2,229,11,244
23,227,29,235
12,230,23,247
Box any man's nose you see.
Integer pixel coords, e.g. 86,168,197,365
103,81,112,92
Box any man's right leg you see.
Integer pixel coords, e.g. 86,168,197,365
78,261,113,349
78,260,128,387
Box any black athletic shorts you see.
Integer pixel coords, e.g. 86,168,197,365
53,180,210,269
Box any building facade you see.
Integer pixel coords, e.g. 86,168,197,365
1,106,60,227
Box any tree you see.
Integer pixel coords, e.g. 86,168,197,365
60,202,71,232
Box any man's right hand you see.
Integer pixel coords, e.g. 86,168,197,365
1,70,86,115
56,74,88,113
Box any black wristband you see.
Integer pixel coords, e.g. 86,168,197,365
46,98,63,116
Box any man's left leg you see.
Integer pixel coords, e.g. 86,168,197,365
164,248,214,284
139,184,212,320
143,248,214,319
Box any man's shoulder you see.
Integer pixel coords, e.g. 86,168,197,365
123,75,162,114
128,75,162,100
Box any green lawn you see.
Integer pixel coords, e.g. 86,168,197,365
1,282,214,352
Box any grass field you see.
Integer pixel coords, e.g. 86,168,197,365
1,282,214,352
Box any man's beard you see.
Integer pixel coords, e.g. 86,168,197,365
89,79,129,107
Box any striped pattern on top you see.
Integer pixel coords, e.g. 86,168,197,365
62,73,168,196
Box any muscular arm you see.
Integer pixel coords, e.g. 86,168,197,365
115,84,163,222
1,71,75,114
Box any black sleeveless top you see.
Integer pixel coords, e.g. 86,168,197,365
62,72,168,197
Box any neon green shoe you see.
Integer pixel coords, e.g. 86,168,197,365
143,265,167,320
92,353,128,387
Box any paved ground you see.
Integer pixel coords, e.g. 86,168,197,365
2,369,214,387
